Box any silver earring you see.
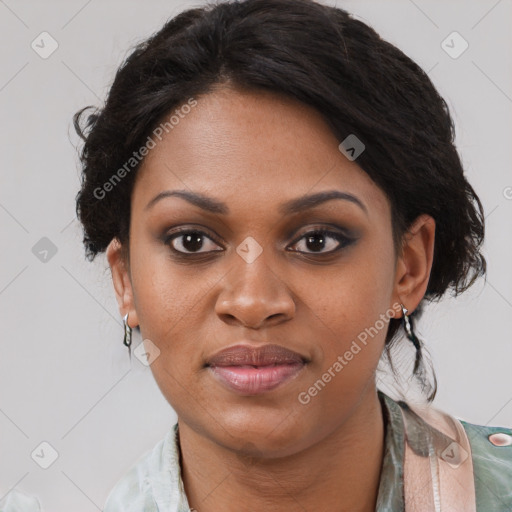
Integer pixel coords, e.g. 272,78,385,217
400,303,436,400
123,313,132,358
400,303,420,352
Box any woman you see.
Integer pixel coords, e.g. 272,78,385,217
71,0,511,510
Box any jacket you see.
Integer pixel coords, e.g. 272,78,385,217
2,390,511,511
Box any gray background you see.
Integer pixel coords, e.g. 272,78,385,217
0,0,511,510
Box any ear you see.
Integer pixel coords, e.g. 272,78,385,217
392,214,436,317
106,238,139,328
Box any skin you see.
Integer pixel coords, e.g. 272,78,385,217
107,85,435,512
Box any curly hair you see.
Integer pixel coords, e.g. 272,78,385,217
73,0,486,402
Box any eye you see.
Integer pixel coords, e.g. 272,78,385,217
165,228,223,255
163,225,355,257
288,228,354,255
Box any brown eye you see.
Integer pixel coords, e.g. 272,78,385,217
166,229,223,255
288,229,354,255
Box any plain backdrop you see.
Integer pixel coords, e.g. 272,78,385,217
0,0,511,510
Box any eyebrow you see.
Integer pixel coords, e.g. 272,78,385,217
144,189,368,216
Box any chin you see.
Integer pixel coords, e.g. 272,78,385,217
209,412,312,459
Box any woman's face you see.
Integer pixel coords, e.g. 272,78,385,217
109,86,431,457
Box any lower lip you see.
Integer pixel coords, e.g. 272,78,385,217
208,363,305,395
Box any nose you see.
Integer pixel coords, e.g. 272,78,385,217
215,252,296,330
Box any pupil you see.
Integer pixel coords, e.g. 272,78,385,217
183,232,203,252
307,233,325,252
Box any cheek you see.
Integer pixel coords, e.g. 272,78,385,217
129,256,209,411
310,243,396,373
296,287,392,425
129,246,197,350
129,243,223,388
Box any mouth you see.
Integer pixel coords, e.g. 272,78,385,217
205,343,309,395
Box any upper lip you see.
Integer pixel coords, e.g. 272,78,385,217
206,343,308,367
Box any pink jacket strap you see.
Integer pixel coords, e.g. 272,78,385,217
399,400,476,511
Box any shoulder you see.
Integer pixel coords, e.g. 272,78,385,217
0,489,41,512
103,425,178,512
460,419,512,511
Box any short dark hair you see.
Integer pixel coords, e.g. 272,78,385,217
73,0,486,402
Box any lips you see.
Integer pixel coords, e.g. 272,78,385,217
206,343,307,367
206,343,309,395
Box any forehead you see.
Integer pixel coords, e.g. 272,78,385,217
132,87,390,219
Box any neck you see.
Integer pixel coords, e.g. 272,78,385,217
178,387,385,512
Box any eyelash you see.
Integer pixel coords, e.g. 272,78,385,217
163,225,356,258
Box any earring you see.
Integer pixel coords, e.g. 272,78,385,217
123,312,132,358
400,303,421,352
399,303,437,401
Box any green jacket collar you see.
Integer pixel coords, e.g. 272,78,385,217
376,390,406,511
